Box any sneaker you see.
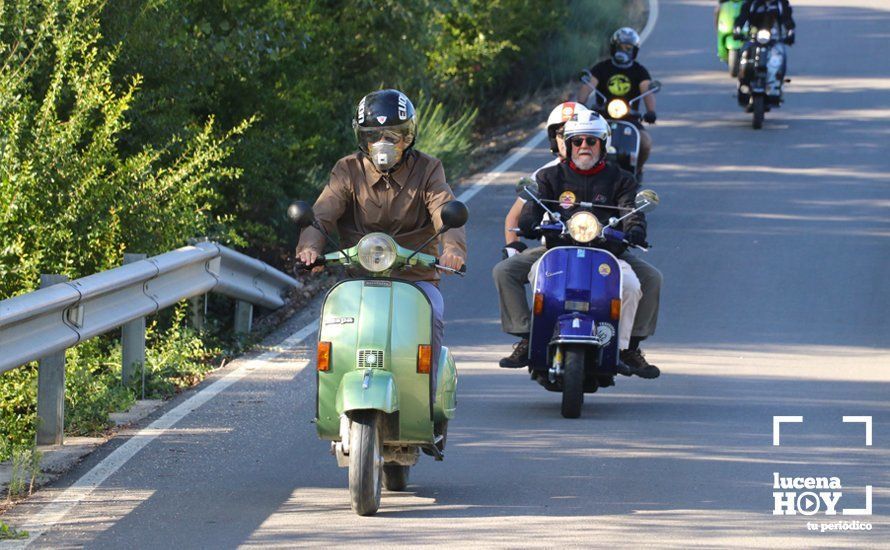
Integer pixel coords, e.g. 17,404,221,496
499,338,530,369
619,349,661,379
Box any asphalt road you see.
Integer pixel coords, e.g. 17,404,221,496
3,0,888,547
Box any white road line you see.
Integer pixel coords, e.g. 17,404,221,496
7,128,555,546
8,323,318,549
640,0,659,45
457,130,547,203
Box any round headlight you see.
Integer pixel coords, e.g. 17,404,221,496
607,99,629,119
756,29,771,44
566,211,602,243
357,233,398,272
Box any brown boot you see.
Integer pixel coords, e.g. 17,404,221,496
499,338,530,369
619,349,660,379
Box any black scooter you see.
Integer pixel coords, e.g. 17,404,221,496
736,27,790,129
579,71,661,177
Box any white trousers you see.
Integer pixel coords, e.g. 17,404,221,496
529,258,642,350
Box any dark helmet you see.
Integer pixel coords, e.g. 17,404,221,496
610,27,641,68
353,89,417,172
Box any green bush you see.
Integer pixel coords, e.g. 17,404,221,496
0,0,248,297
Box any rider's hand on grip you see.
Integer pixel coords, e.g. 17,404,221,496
784,30,795,45
502,241,527,260
626,226,648,247
732,26,744,40
643,111,657,125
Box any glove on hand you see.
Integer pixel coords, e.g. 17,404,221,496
784,30,795,45
502,241,528,260
626,226,648,247
732,26,744,40
642,111,657,124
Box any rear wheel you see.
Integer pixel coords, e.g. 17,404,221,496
348,411,383,515
561,346,585,419
382,465,410,491
752,95,765,129
728,49,740,77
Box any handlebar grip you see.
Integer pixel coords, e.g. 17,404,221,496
294,258,326,271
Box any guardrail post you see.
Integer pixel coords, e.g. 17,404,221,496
234,300,253,335
36,274,69,446
121,253,147,387
190,294,206,331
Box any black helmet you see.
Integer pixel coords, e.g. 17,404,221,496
610,27,641,68
353,89,417,172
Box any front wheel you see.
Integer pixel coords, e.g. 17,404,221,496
752,95,765,129
348,411,383,515
561,346,585,418
728,49,740,77
383,465,410,491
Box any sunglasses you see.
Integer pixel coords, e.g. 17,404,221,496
569,136,599,147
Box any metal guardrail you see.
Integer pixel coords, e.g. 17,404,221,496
0,241,300,444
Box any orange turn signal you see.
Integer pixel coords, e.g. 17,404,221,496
610,299,621,320
533,293,544,316
417,344,432,374
317,341,331,371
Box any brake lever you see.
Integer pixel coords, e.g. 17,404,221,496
435,264,467,276
622,240,652,252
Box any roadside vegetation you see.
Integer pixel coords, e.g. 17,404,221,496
0,0,631,462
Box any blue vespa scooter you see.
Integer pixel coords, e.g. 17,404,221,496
518,182,659,418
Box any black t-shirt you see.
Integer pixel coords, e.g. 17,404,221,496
589,60,652,105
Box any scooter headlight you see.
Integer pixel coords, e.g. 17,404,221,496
756,29,771,44
356,233,398,272
607,99,629,119
566,211,602,244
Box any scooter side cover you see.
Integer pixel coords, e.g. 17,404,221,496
433,345,457,421
316,279,434,444
529,247,621,370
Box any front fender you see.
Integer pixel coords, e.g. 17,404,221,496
336,369,399,415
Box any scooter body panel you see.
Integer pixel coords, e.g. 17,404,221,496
529,247,622,374
433,345,457,421
717,0,744,60
316,279,435,444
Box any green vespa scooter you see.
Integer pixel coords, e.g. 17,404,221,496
717,0,744,77
288,200,467,516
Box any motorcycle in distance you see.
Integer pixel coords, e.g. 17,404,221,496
579,71,662,179
737,27,790,129
515,181,659,418
287,200,468,516
717,0,745,76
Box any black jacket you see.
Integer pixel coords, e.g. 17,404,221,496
519,160,644,257
735,0,795,31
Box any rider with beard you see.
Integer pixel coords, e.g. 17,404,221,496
493,110,661,379
576,27,657,179
734,0,795,99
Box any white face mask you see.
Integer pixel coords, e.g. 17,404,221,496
369,141,402,172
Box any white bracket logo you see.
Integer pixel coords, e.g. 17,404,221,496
771,416,873,516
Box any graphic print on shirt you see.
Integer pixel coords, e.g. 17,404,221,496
608,74,632,97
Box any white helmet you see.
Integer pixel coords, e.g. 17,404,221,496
563,111,611,158
546,102,590,154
